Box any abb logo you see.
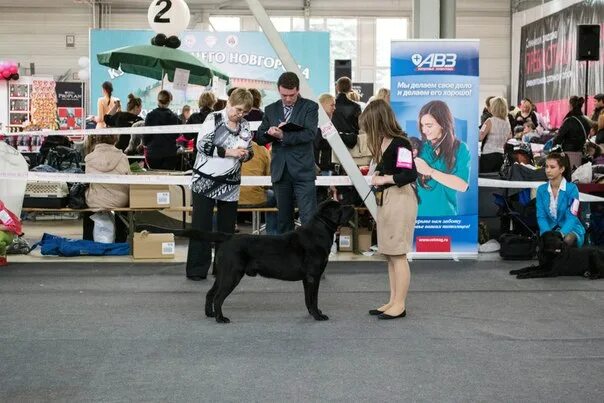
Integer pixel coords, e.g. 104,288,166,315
411,53,457,70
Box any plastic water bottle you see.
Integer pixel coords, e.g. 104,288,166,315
330,234,338,256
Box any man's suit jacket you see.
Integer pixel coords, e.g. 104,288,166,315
256,96,319,182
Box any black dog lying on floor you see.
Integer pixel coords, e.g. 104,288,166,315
182,200,355,323
509,230,604,279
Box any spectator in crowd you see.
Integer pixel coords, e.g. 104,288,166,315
315,93,335,174
104,93,143,153
332,76,361,149
239,141,278,235
360,99,417,320
143,90,180,170
480,96,495,127
591,93,604,122
185,92,217,158
374,88,391,104
536,152,585,246
415,100,471,216
188,92,216,125
95,81,117,129
521,121,539,143
553,96,591,152
256,72,319,233
583,141,604,165
186,88,254,280
214,99,227,111
243,88,264,123
513,98,539,131
179,105,192,124
83,134,130,243
480,97,512,173
125,120,146,156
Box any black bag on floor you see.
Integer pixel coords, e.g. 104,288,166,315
499,233,537,260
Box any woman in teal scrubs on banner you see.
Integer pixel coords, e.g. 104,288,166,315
414,100,471,216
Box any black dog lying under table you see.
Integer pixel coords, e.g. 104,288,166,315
183,200,356,323
509,230,604,279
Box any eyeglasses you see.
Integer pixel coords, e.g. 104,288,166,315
232,107,250,116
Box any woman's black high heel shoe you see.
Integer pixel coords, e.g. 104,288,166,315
377,310,406,320
368,309,384,316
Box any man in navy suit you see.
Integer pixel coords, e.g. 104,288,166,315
256,72,319,233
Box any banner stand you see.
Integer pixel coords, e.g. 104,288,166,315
391,39,480,259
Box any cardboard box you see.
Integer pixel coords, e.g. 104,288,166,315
339,227,353,252
129,185,171,208
133,231,175,259
357,228,372,252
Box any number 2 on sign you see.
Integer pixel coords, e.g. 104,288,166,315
154,0,172,23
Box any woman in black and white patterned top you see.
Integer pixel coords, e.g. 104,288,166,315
186,88,255,281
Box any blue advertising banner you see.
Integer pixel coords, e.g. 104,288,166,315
391,40,479,256
90,30,330,114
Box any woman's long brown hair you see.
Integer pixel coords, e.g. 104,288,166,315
417,100,461,188
359,99,409,165
418,100,460,172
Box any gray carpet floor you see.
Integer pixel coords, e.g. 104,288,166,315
0,260,603,402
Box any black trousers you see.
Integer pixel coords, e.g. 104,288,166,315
273,166,317,234
479,153,504,173
82,212,128,243
185,192,238,278
146,155,180,171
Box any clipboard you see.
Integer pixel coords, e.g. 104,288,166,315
279,122,304,132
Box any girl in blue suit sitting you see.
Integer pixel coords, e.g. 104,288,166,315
536,152,585,247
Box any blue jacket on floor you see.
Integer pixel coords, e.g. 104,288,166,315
536,179,585,247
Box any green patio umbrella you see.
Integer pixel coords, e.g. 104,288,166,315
97,44,230,86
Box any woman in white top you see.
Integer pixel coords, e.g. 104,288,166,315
479,96,511,173
95,81,118,129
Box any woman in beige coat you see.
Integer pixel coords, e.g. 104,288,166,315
83,134,130,242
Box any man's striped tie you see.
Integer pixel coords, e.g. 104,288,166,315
284,105,293,122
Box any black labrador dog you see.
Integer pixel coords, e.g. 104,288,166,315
183,200,356,323
509,230,604,279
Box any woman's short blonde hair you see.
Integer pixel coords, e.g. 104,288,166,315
198,92,217,109
228,88,254,110
489,97,509,119
318,93,335,105
375,88,390,102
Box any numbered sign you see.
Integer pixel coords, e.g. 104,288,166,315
147,0,191,37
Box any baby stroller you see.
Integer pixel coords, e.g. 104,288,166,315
492,192,539,260
492,192,538,237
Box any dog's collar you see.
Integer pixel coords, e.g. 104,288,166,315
316,216,339,232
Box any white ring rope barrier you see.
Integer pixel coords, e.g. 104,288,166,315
479,177,604,202
0,171,357,187
0,121,262,137
2,172,604,202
